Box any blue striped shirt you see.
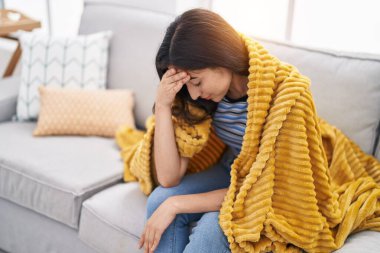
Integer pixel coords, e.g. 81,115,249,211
212,95,248,157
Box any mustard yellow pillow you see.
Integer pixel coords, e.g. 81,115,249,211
33,85,135,137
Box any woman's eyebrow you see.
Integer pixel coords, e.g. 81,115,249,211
190,77,197,80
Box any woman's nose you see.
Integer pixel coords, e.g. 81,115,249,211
188,86,201,100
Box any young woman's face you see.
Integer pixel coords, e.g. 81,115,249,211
183,67,232,102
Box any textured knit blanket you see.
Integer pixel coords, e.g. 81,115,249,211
115,33,380,253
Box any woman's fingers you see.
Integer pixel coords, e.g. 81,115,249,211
156,67,189,107
144,229,151,253
164,68,189,84
138,228,146,249
168,72,190,84
172,76,190,92
168,72,188,84
140,224,162,253
150,233,162,252
163,75,189,95
147,230,155,253
163,67,176,78
149,241,155,253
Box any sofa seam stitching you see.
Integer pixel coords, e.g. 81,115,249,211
0,160,122,196
0,161,122,228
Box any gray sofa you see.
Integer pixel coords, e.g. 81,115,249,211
0,1,380,253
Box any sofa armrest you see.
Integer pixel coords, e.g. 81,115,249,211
0,76,21,123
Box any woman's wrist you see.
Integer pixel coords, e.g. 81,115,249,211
166,196,182,214
166,188,229,215
155,101,172,111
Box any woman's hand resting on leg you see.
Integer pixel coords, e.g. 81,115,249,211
138,198,178,253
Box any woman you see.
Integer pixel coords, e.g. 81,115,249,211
138,8,249,253
136,6,380,253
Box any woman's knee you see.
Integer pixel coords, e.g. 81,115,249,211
184,211,230,252
195,212,223,236
146,185,181,217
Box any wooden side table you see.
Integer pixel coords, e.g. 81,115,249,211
0,9,41,78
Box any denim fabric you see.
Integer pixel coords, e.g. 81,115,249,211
145,147,236,253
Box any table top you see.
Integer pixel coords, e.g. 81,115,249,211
0,9,41,36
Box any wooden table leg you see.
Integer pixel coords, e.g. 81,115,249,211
3,41,22,78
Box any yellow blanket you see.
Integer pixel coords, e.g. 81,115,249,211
116,112,226,195
115,33,380,253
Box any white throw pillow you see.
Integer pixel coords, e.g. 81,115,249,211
15,30,113,121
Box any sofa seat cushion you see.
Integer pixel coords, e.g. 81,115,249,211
79,183,146,253
0,121,123,229
78,182,380,253
336,231,380,252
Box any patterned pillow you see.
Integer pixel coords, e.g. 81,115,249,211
16,30,113,121
33,85,135,138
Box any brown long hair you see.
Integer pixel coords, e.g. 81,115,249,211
154,8,249,125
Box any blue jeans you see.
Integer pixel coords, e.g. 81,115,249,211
145,147,236,253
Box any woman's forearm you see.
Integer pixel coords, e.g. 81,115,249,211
154,103,181,187
169,188,229,214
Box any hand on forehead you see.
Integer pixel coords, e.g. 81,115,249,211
170,64,194,73
168,65,184,72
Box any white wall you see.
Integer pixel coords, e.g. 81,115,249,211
49,0,83,36
3,0,380,50
0,0,84,76
1,0,380,77
4,0,83,35
211,0,289,41
210,0,380,55
292,0,380,55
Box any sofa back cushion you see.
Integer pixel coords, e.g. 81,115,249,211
257,38,380,156
16,30,113,121
78,1,380,156
33,85,135,137
78,0,175,129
